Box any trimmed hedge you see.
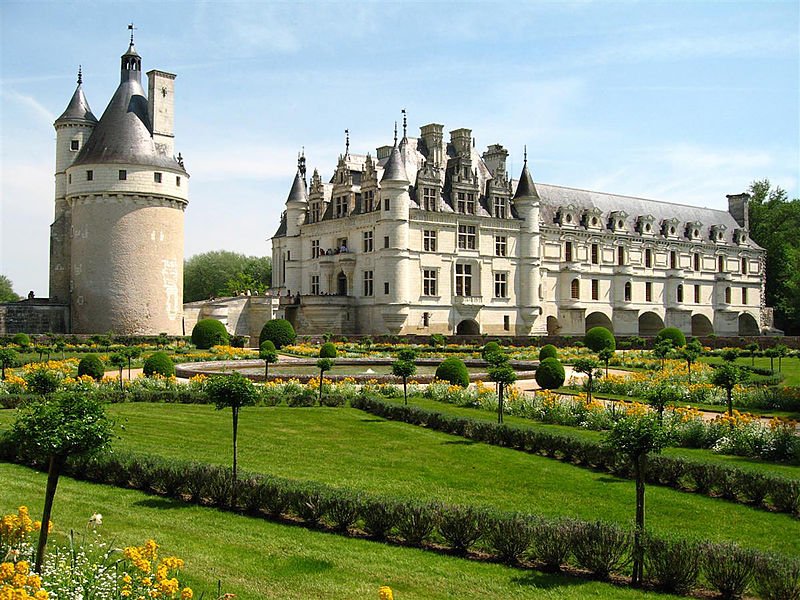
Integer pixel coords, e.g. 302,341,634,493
77,354,104,380
259,319,296,349
435,357,469,387
11,333,30,347
143,351,175,377
535,358,565,389
538,344,558,361
319,342,337,358
657,328,687,348
585,327,616,352
191,318,229,349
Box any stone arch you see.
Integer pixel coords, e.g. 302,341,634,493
456,319,480,335
586,311,614,334
738,312,760,336
546,316,561,336
638,311,665,336
336,271,347,296
691,313,714,337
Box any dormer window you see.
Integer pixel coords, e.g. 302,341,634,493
685,221,703,240
637,214,656,236
558,204,579,227
422,187,437,211
493,197,507,219
710,225,727,242
584,207,603,230
733,228,748,245
609,211,629,232
662,217,680,238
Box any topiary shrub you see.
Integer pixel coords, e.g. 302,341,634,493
539,344,558,361
535,357,565,389
319,342,337,358
656,327,686,348
11,333,30,348
585,327,616,352
259,319,296,349
435,357,469,388
481,341,501,361
143,351,175,377
191,318,229,350
77,353,105,380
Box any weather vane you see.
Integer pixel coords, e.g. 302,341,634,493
128,23,136,44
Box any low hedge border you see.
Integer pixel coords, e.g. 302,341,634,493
350,394,800,517
0,445,795,599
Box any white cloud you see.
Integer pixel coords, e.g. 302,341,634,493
3,90,55,125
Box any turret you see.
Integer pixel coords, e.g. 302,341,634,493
285,152,308,237
513,148,542,331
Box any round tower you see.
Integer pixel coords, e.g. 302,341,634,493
512,149,542,334
64,36,189,335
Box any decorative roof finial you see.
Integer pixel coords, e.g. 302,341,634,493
401,108,407,139
128,23,136,44
298,148,306,179
345,129,350,157
524,145,528,165
77,65,82,85
393,121,398,146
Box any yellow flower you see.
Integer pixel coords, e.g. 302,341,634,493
180,588,193,600
379,586,394,600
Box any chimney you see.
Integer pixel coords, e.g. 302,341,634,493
147,70,176,157
727,193,750,230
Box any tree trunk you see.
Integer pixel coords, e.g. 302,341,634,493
35,454,64,573
498,384,504,424
319,371,324,404
687,361,692,385
632,454,646,586
727,388,733,417
264,361,269,380
403,378,408,405
586,374,593,402
231,406,239,507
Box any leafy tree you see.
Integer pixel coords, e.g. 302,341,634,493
489,363,517,424
77,354,105,380
481,341,501,362
764,347,778,372
605,413,671,586
745,342,759,367
0,275,21,302
598,347,614,378
573,357,600,402
191,318,229,349
11,391,112,572
392,360,416,405
678,339,703,384
397,347,418,362
535,357,565,389
259,341,278,380
656,327,686,348
435,357,469,387
711,363,749,417
316,358,334,404
143,351,175,377
775,344,789,372
205,373,258,502
585,327,616,353
26,369,60,396
652,339,674,370
122,346,142,380
109,353,127,390
0,348,17,379
644,382,684,424
319,342,337,359
721,348,739,363
52,338,66,360
183,251,272,302
259,319,296,349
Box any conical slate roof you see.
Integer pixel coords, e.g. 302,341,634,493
286,170,308,204
513,160,539,200
56,81,97,125
380,143,409,184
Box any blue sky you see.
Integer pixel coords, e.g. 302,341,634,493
1,0,798,296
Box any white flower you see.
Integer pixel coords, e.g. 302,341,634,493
87,512,103,528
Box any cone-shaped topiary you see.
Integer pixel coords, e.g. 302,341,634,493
435,357,469,388
538,344,558,361
319,342,337,358
143,351,175,377
77,353,105,381
656,327,686,348
259,319,296,349
585,327,616,352
535,357,566,389
191,318,229,350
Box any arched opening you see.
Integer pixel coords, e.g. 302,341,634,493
547,316,561,336
456,319,480,335
638,311,665,336
586,311,614,333
738,313,760,336
336,272,347,296
691,314,714,337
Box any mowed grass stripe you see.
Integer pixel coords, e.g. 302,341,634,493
104,403,799,555
0,463,682,600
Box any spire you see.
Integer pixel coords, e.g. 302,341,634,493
298,148,306,179
77,65,82,85
286,155,308,205
401,109,407,140
381,124,409,184
513,147,539,201
56,67,97,125
121,24,142,83
344,129,350,158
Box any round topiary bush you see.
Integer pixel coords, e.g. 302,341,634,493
535,357,566,390
585,327,616,352
539,344,558,361
77,353,105,380
191,318,229,350
656,327,686,348
143,351,175,377
481,341,501,361
259,319,296,349
11,333,30,348
435,357,469,388
319,342,337,358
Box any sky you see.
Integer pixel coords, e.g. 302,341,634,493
1,0,798,297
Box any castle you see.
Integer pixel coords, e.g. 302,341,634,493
5,34,189,336
271,117,769,337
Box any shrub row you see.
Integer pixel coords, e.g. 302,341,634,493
350,394,800,516
1,445,795,599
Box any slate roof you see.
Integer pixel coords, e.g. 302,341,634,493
56,82,97,125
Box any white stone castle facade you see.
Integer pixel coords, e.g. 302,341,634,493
48,36,188,335
272,120,768,337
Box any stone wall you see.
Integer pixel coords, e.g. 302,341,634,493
0,300,69,334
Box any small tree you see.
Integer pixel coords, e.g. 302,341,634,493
435,357,469,387
77,354,105,380
775,344,789,372
535,357,565,390
656,327,686,348
573,357,600,402
605,413,671,586
652,339,674,370
711,363,749,417
489,363,517,424
319,342,338,359
678,339,703,385
0,348,18,379
721,348,739,363
764,347,778,372
122,346,142,380
392,360,416,405
205,373,258,504
259,319,296,349
52,338,66,360
481,341,501,362
585,327,616,353
598,347,614,378
259,340,278,380
316,358,334,404
644,382,684,424
745,342,759,367
109,353,126,390
11,391,112,572
26,369,60,397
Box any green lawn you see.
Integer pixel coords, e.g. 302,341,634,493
1,463,683,600
65,403,800,556
701,355,800,386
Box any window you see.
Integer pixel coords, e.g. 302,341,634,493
309,202,321,223
86,170,93,181
154,172,162,183
503,315,510,331
384,282,389,295
363,231,373,253
591,243,599,265
384,236,389,249
457,225,476,250
670,251,677,269
570,278,580,299
677,284,684,303
118,170,127,180
565,241,573,262
725,287,731,304
617,246,626,266
423,269,438,296
423,230,437,252
455,263,473,296
311,239,320,257
422,187,437,211
363,271,373,297
70,139,79,151
741,257,748,274
694,285,701,303
493,197,506,218
694,253,701,271
646,282,652,302
718,256,725,273
494,273,508,298
334,196,348,218
456,192,475,214
176,176,181,186
742,287,748,304
624,281,632,302
68,174,72,184
311,275,320,295
645,248,653,268
384,198,390,211
364,190,375,212
495,236,507,257
591,279,599,300
423,312,430,327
